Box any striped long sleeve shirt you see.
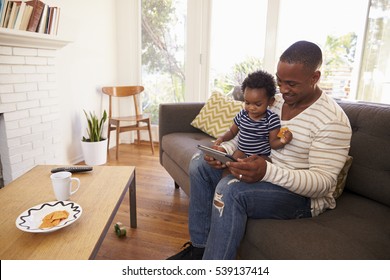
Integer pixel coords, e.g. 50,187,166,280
222,93,352,216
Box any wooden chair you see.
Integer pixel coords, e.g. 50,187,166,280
102,86,154,159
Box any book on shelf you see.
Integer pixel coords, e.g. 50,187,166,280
53,6,59,35
0,0,4,21
0,0,9,27
47,6,59,35
1,0,14,28
1,0,24,29
46,5,53,34
13,0,25,29
0,0,60,35
6,0,19,28
26,0,44,32
38,4,59,35
18,2,31,30
36,2,47,33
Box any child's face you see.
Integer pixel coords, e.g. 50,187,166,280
243,88,272,120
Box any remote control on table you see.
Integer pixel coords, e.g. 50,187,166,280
51,166,93,173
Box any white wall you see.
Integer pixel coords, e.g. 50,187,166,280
49,0,118,164
112,0,140,145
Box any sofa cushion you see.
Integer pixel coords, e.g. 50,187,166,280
191,91,244,138
161,132,214,196
339,101,390,207
238,191,390,259
333,156,353,199
161,132,213,177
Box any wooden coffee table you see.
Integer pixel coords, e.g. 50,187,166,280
0,165,136,259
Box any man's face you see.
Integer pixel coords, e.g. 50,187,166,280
275,61,318,106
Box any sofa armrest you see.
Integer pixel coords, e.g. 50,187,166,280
159,102,205,161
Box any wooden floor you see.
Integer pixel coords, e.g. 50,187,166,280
94,143,190,260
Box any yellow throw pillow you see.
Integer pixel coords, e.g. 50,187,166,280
333,156,353,199
191,91,244,138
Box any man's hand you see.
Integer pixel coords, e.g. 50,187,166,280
226,155,267,182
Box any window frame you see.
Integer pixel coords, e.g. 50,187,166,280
134,0,384,105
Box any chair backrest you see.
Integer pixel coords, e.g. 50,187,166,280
102,86,145,117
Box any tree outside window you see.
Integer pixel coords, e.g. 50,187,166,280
141,0,186,124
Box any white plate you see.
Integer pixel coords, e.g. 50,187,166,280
15,201,82,233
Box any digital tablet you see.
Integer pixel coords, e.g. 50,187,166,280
197,144,237,163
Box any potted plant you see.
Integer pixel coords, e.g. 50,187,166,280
81,110,108,165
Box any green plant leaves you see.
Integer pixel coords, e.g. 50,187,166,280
82,110,107,142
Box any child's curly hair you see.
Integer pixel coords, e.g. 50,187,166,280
241,70,276,99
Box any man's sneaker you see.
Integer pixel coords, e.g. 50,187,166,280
167,242,205,260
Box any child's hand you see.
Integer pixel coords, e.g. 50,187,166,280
214,145,227,153
214,137,223,146
280,129,293,144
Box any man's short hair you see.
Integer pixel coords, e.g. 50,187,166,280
241,70,276,99
280,41,323,72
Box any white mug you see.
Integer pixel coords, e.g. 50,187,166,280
50,171,80,201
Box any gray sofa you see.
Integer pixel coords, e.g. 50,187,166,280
159,99,390,259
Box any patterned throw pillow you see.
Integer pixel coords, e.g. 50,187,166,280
333,156,353,199
191,91,244,138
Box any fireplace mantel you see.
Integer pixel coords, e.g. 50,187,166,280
0,27,71,50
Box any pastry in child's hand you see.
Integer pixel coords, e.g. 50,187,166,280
277,127,290,138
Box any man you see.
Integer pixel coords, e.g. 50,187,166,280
168,41,352,260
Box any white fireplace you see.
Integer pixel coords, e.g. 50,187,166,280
0,28,69,185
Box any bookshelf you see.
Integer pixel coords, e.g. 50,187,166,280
0,26,70,49
0,0,67,49
1,0,61,34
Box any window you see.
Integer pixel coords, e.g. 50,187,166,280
138,0,389,122
141,0,187,124
357,0,390,103
276,0,369,100
208,0,376,102
209,0,268,94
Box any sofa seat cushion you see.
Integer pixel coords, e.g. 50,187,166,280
238,191,390,259
161,132,213,176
